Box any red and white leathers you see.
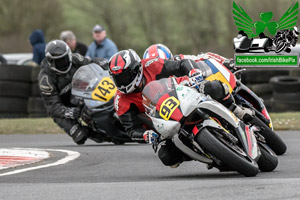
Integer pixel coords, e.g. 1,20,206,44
114,57,197,142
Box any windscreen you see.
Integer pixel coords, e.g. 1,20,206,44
142,78,173,116
72,63,109,93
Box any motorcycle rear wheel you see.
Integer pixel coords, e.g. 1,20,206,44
251,117,287,155
195,128,259,177
257,143,278,172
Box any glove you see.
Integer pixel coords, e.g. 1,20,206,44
143,130,160,145
233,105,254,121
69,124,88,145
92,58,109,70
222,59,235,69
188,69,204,89
173,54,184,61
64,107,81,119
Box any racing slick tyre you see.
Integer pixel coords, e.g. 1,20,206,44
31,66,40,82
273,92,300,102
241,69,289,84
275,41,287,53
0,81,31,98
31,82,41,97
270,76,300,93
257,143,278,172
28,97,47,114
0,97,28,114
195,128,259,177
0,65,32,82
0,113,28,118
246,83,272,96
272,99,300,112
251,116,287,155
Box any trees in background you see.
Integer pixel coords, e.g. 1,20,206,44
0,0,298,58
0,0,63,53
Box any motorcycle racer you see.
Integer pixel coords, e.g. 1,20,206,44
109,49,241,168
38,40,108,145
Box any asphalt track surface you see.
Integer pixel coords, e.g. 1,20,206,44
0,131,299,200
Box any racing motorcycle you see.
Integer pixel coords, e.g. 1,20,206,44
196,58,287,155
71,63,132,144
142,77,278,177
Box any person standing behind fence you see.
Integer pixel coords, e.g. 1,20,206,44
29,29,46,65
60,30,88,56
85,24,118,60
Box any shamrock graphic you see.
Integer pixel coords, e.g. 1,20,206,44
254,12,279,36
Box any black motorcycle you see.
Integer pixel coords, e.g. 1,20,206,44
71,63,132,144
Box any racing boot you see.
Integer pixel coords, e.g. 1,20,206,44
69,124,88,145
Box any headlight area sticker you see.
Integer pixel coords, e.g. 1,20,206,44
159,96,180,120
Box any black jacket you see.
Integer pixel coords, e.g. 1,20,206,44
73,42,88,56
38,53,108,135
38,53,92,118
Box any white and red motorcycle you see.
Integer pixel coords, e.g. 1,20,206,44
142,77,278,176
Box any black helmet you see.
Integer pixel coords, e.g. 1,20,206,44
45,40,72,74
108,49,142,94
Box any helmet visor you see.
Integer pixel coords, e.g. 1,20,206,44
53,56,71,71
111,63,140,88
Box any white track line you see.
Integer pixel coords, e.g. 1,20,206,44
0,148,49,170
0,148,80,177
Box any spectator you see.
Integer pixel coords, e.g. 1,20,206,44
86,24,118,60
60,30,88,56
29,29,46,65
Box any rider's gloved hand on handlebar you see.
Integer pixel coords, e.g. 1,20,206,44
143,130,160,145
188,69,204,89
232,105,254,121
222,59,235,69
92,58,109,70
64,107,81,119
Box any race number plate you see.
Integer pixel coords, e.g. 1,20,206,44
159,96,180,120
92,77,117,102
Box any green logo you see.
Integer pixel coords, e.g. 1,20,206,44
176,86,183,91
233,1,299,38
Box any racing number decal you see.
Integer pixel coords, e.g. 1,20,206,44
92,77,117,102
159,96,180,120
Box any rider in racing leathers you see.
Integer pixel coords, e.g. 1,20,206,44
143,44,251,118
39,40,108,145
108,49,245,168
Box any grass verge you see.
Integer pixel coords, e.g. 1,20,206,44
270,112,300,131
0,112,299,134
0,118,63,134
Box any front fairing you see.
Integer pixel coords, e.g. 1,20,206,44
71,63,117,110
142,78,205,139
236,121,259,160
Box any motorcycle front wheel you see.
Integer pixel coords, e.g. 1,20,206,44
195,128,259,177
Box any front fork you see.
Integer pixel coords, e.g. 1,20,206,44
191,110,260,161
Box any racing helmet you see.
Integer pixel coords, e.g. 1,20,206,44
45,40,72,74
143,44,173,60
108,49,142,94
